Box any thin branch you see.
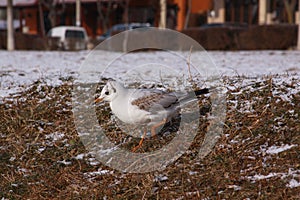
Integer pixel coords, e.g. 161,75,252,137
187,46,193,82
186,46,197,90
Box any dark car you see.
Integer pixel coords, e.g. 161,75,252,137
200,22,248,29
98,23,151,41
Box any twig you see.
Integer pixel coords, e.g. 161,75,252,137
141,191,147,200
186,46,197,90
187,46,193,82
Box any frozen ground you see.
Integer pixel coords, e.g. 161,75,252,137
0,50,299,97
0,50,299,198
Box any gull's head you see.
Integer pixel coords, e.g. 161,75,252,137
95,80,124,103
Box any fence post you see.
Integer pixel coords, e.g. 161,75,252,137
297,0,300,50
7,0,15,51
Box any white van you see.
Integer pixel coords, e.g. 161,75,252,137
47,26,88,50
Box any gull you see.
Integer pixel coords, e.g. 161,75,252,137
94,80,209,152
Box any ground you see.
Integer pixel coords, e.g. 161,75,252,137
0,50,299,199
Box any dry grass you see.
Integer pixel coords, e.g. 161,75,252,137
0,75,299,199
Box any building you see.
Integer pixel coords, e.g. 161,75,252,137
0,0,126,37
0,0,213,37
206,0,299,25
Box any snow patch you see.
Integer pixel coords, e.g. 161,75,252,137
57,160,72,165
266,144,297,155
287,179,300,188
83,168,113,180
245,168,300,189
45,132,65,142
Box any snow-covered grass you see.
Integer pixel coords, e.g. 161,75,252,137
0,50,299,199
1,50,299,98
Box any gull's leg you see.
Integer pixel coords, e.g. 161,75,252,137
132,128,147,152
132,119,167,152
150,118,167,137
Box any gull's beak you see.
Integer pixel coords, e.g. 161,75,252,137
94,97,104,104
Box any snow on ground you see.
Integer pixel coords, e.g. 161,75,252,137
0,51,86,97
245,168,300,189
0,50,299,196
0,50,299,98
265,144,298,155
211,50,300,76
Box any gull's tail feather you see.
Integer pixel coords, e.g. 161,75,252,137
179,88,209,103
194,88,209,96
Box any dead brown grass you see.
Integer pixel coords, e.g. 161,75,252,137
0,75,299,199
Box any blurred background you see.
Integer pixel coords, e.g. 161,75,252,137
1,1,300,199
0,0,300,50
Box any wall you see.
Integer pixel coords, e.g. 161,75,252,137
23,8,38,34
182,24,297,50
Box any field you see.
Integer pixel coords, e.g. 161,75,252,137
0,51,299,199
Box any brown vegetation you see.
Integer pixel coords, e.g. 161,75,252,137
0,75,299,199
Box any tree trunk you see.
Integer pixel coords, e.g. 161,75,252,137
38,0,45,37
97,0,106,32
298,0,300,50
122,0,129,52
41,0,60,29
259,0,267,24
159,0,166,28
7,0,15,51
97,0,113,33
184,0,191,29
76,0,81,26
284,0,297,23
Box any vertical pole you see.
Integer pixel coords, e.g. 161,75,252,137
297,0,300,50
259,0,267,24
122,0,129,52
76,0,81,26
123,0,129,24
38,0,45,37
7,0,15,51
159,0,166,28
184,0,191,29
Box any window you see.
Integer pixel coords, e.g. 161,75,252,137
65,30,85,39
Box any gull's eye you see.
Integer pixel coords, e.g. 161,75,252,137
105,91,110,95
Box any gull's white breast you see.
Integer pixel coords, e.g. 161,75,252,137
110,90,151,124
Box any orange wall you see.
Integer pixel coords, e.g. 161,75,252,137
24,8,38,34
173,0,185,30
174,0,213,30
191,0,212,13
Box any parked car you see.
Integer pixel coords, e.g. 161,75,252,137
47,26,88,50
98,23,151,41
200,22,248,29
